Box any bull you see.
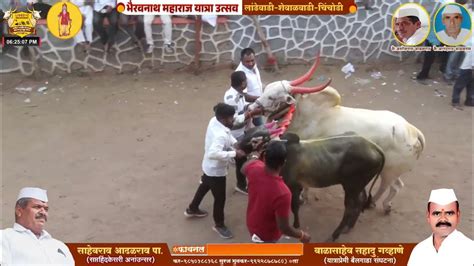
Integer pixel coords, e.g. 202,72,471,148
3,8,16,28
248,55,425,214
240,127,385,241
27,6,41,28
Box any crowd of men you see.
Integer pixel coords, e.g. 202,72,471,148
0,0,175,54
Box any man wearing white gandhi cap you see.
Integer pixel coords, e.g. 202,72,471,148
437,4,471,45
394,6,428,45
408,188,474,266
0,187,75,265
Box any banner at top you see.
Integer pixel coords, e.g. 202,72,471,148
116,0,357,15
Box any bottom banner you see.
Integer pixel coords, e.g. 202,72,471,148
66,243,416,266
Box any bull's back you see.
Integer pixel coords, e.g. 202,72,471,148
284,135,384,188
291,105,424,167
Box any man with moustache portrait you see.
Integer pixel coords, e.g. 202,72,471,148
408,188,473,266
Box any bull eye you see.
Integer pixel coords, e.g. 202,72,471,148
286,95,294,104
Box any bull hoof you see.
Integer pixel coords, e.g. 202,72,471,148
368,202,376,209
341,226,352,234
325,236,336,242
384,206,392,215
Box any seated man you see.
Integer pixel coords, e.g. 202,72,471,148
93,0,118,52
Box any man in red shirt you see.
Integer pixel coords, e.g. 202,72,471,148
242,141,311,243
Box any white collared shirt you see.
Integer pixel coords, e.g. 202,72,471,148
405,27,428,45
235,62,263,97
437,28,471,46
408,230,474,266
93,0,116,12
1,223,75,266
224,87,248,139
202,117,237,177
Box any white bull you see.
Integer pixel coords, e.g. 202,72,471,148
249,56,426,214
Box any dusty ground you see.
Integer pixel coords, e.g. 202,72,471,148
1,58,472,246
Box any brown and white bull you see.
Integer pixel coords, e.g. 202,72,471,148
248,55,426,214
240,128,385,241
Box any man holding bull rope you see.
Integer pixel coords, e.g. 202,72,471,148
243,141,311,243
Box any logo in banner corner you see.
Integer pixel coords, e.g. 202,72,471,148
46,1,82,40
4,7,40,38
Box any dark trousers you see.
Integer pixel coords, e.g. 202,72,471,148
452,69,473,105
93,10,119,45
417,40,449,80
235,156,247,189
189,174,226,227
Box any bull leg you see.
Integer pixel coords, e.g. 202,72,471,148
291,185,303,229
299,187,309,205
370,172,391,209
344,190,367,232
328,190,358,242
382,178,404,215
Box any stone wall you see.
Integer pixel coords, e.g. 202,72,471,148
0,0,438,76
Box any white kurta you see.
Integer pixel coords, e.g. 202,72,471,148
235,62,263,97
407,230,474,266
201,117,237,177
405,27,428,45
437,28,471,46
1,223,75,266
224,87,249,139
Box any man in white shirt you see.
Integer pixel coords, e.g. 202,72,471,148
72,0,93,51
451,38,473,109
142,15,173,54
394,7,428,45
184,103,247,239
1,187,75,265
408,188,474,266
92,0,118,52
437,4,471,46
223,71,261,195
235,48,264,126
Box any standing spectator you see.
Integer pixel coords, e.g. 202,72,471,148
235,48,264,126
413,1,451,84
72,0,93,51
451,42,473,109
142,15,174,54
223,71,260,195
184,103,247,239
243,141,311,243
0,187,75,265
93,0,118,52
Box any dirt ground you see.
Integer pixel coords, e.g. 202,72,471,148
1,58,472,246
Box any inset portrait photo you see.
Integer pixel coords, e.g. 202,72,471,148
434,3,472,46
393,3,430,46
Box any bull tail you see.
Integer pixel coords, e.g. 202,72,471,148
364,142,385,210
408,123,425,159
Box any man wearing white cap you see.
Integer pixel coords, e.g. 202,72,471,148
394,6,428,45
0,187,75,265
408,188,474,266
437,4,471,46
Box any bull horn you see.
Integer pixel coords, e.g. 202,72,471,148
290,79,332,95
289,53,320,86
